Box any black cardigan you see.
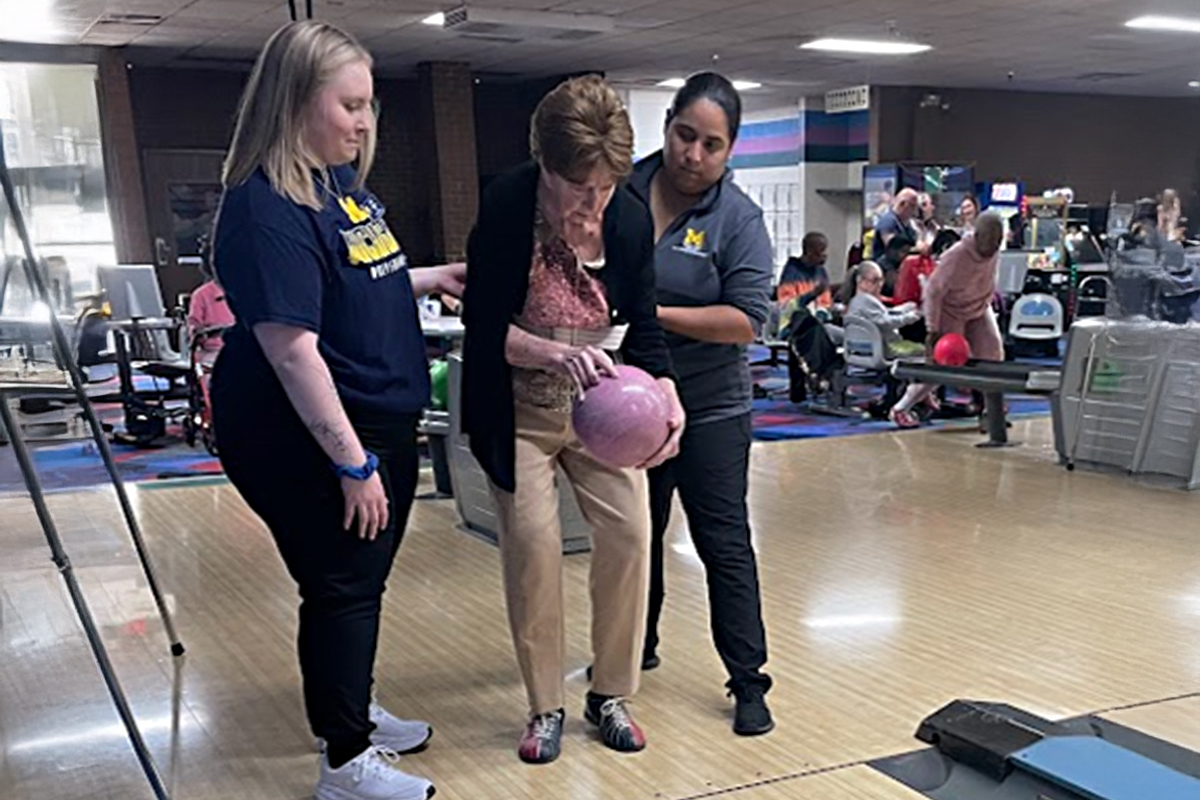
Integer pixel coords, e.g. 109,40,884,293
461,161,675,493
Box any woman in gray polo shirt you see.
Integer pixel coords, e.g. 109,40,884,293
627,72,775,737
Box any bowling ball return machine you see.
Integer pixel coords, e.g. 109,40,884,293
892,359,1062,447
871,699,1200,800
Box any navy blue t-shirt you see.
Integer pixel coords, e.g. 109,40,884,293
871,209,916,269
213,165,430,415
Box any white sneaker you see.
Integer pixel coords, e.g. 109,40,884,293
317,704,433,756
315,745,434,800
368,703,434,754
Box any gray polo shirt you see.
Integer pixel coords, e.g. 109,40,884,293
629,154,773,426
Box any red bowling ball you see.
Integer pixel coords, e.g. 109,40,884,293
572,365,670,468
933,333,972,367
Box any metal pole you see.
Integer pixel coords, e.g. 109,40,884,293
0,396,172,800
981,390,1008,446
0,138,184,657
1067,331,1099,471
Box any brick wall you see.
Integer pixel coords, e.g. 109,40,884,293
121,65,575,265
473,75,575,188
420,62,478,262
128,66,247,151
372,78,431,264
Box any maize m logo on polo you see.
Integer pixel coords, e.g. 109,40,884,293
675,227,708,256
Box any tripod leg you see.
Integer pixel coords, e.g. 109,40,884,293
0,142,184,657
0,396,172,800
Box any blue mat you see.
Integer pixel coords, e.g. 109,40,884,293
1011,736,1200,800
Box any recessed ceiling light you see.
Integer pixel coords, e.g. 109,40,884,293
1189,80,1200,88
800,38,931,55
656,78,686,88
732,80,762,91
422,12,444,26
1125,15,1200,33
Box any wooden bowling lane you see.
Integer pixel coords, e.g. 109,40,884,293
2,415,1199,799
1099,696,1200,753
680,766,927,799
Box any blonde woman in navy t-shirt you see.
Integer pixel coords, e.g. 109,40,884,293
210,21,463,800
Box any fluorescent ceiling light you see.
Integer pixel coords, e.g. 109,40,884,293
1125,15,1200,33
801,38,930,55
657,78,761,90
2,0,64,42
422,12,444,26
1190,81,1200,88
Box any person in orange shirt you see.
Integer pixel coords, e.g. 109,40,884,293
776,233,835,403
777,232,831,311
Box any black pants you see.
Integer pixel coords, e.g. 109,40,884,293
646,412,771,691
212,365,419,758
787,311,842,403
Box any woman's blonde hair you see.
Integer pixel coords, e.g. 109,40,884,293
530,75,633,182
222,20,374,209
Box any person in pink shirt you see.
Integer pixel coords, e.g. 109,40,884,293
888,213,1004,428
187,264,236,364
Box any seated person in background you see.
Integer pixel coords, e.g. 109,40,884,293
187,263,236,364
844,261,924,359
777,232,832,337
776,232,835,403
778,232,832,308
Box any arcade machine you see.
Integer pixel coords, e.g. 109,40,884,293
976,181,1025,245
1000,197,1069,358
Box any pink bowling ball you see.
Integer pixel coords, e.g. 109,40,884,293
572,365,671,468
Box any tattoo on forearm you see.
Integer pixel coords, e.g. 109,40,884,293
307,419,350,454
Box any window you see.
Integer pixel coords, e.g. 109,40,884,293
0,63,116,317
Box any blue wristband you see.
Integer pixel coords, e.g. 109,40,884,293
333,451,379,481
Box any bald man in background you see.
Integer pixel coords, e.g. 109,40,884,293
871,188,921,294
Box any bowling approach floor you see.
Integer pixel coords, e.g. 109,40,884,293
1,417,1198,800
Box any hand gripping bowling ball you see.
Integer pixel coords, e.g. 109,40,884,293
933,333,971,367
571,365,671,468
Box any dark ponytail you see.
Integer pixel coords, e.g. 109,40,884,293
667,72,742,142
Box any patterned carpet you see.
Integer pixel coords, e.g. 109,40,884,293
1,347,1055,493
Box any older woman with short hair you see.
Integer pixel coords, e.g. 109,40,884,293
462,74,684,765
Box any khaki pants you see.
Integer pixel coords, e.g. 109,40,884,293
490,401,651,715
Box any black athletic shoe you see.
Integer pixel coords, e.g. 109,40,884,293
585,653,660,682
730,684,775,736
584,693,646,753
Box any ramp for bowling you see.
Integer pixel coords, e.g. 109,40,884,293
870,700,1200,800
443,353,593,554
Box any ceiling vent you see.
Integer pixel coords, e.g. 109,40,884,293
97,12,163,25
442,5,613,41
1075,71,1140,82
